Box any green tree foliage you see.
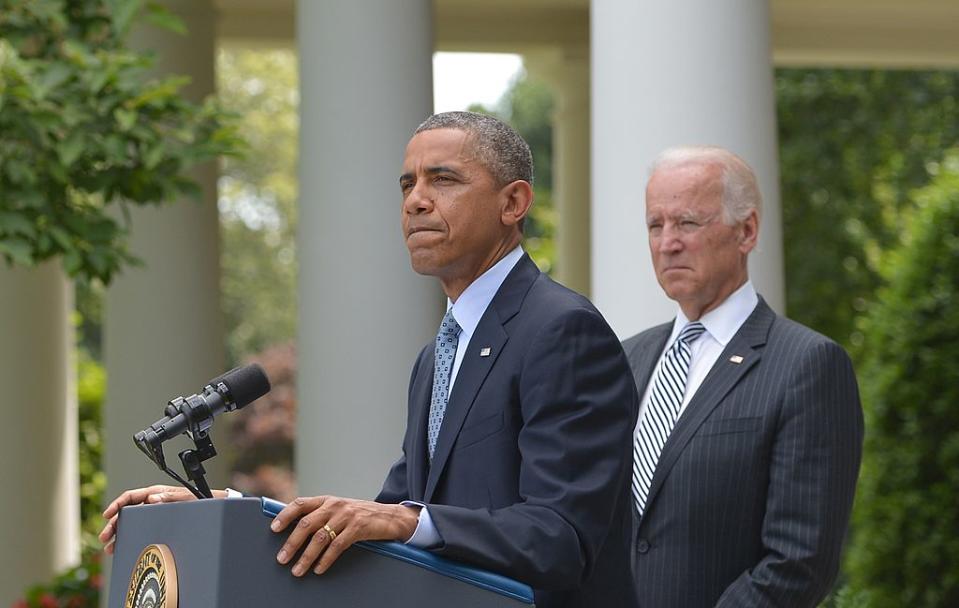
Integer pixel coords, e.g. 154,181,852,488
77,351,106,547
470,72,557,273
0,0,243,284
217,47,297,364
776,69,959,347
843,153,959,607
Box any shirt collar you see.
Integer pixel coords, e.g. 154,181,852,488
672,280,759,346
448,246,525,337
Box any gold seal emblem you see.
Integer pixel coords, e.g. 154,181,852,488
125,544,178,608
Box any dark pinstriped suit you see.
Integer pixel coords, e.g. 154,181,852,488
622,298,863,607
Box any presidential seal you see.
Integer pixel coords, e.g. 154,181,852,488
125,544,178,608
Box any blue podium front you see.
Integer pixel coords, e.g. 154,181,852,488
108,498,534,607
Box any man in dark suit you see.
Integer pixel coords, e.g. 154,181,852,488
287,111,638,605
622,146,863,607
102,112,637,606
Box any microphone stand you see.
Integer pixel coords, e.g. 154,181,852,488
178,431,217,499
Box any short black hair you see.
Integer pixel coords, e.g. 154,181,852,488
414,111,534,186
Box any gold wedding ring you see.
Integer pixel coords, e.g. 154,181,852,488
323,524,337,541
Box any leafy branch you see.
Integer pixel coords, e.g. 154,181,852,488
0,0,245,283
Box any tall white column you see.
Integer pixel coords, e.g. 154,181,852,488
592,0,784,337
0,262,78,605
551,49,592,296
296,1,440,499
104,0,226,506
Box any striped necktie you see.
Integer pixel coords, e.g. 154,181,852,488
632,321,706,515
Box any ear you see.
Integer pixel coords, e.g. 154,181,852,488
738,209,759,254
499,180,534,228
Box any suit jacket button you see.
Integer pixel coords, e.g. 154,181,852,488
636,539,650,554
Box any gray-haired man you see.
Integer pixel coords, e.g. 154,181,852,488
622,146,863,607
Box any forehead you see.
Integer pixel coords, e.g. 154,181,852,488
645,163,723,215
403,128,476,167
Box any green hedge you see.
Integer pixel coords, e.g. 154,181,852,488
844,152,959,607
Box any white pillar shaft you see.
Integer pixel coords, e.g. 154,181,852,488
592,0,784,337
0,262,78,605
104,0,226,504
553,52,591,296
296,0,440,499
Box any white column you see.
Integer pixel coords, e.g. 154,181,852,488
296,0,441,499
0,263,78,605
592,0,784,337
552,49,592,296
104,0,226,506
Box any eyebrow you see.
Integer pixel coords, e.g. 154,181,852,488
399,165,466,185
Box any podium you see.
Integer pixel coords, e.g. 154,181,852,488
108,497,534,607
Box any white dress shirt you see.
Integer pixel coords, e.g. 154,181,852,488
405,245,525,548
635,281,759,433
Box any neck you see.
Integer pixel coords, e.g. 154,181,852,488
679,275,748,321
441,236,521,302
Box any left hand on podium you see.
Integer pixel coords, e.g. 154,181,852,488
270,496,420,576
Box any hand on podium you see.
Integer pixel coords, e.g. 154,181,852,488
100,486,421,580
99,484,229,554
271,495,420,577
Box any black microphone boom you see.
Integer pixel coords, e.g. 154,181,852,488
135,364,270,453
133,364,271,498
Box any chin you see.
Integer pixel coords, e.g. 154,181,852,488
408,253,442,278
662,282,696,303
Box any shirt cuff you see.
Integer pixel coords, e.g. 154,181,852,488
400,501,442,549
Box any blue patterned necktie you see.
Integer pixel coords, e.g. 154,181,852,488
428,309,462,462
632,321,706,515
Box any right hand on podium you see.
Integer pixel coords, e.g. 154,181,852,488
99,484,228,554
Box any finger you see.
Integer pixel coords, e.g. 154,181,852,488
271,496,325,534
103,485,174,517
103,486,159,516
292,528,334,577
98,514,119,544
314,525,355,575
104,539,116,556
312,511,354,574
276,501,329,565
146,488,193,504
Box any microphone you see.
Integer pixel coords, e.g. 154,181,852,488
134,364,271,462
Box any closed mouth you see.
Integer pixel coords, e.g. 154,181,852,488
407,226,441,237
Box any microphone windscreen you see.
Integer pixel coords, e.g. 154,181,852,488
219,364,271,409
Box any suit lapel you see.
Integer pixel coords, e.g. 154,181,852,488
641,299,775,521
408,349,435,501
423,255,539,502
627,324,671,395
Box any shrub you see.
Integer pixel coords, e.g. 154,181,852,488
14,550,101,608
844,152,959,606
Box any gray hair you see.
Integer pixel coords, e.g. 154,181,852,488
650,146,762,223
414,111,534,187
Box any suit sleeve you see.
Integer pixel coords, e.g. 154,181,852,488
426,308,638,589
716,339,864,607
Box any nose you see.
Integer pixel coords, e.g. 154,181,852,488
655,224,684,254
403,180,433,215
